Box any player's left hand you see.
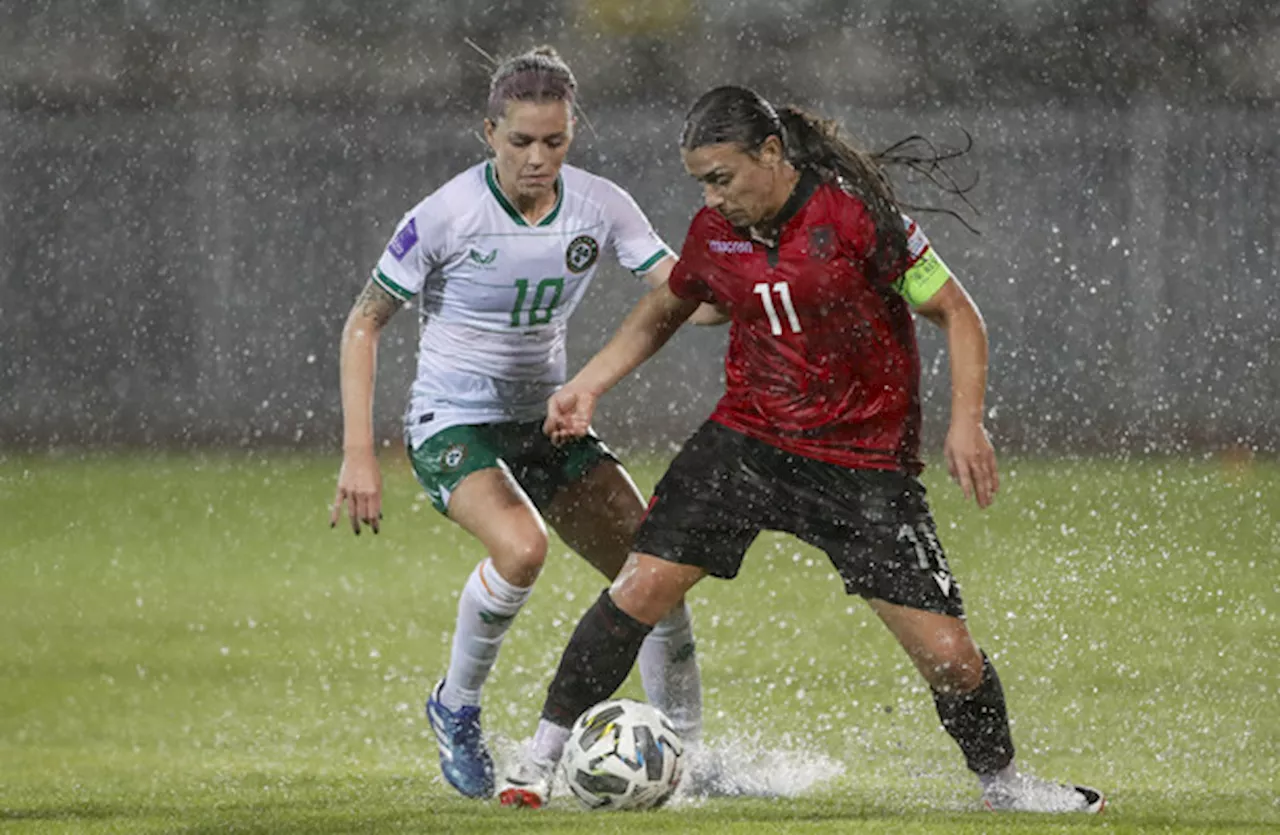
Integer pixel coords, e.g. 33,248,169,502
944,419,999,508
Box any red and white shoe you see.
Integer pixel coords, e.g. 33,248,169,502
982,773,1105,813
497,755,554,809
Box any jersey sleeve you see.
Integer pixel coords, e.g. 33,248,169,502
371,195,450,302
890,215,954,306
667,211,717,303
601,181,674,276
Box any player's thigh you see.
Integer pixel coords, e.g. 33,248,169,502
868,599,983,693
632,422,769,582
447,468,549,586
800,470,966,616
505,424,617,513
543,458,646,580
407,425,548,585
610,552,707,626
792,467,982,689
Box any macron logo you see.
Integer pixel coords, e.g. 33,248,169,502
709,240,753,254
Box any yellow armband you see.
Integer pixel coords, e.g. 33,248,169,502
892,246,952,306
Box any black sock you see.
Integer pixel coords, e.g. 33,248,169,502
932,652,1016,775
541,589,654,728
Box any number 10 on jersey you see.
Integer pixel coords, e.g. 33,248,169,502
510,277,565,327
753,281,802,335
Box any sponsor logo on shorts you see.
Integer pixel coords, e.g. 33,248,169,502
388,218,419,261
566,235,599,273
441,443,466,470
709,239,753,254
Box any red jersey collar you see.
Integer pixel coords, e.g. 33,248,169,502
745,167,823,247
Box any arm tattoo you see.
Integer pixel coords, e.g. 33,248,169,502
353,281,403,328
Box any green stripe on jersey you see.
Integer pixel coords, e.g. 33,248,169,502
632,249,671,275
539,181,564,226
372,268,414,302
484,162,564,228
893,246,952,307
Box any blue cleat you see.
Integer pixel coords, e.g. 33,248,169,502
426,680,495,798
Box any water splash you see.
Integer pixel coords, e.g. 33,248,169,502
673,732,845,802
490,729,843,807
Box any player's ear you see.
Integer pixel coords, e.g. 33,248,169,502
483,118,498,150
759,134,785,168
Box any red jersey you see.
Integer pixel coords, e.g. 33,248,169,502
668,172,926,473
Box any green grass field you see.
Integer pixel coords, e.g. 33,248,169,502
1,451,1276,833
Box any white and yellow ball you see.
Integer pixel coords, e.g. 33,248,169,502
561,699,684,810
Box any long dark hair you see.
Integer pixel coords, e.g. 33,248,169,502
681,86,974,278
486,46,577,121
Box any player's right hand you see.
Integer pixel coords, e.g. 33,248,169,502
544,386,597,445
331,448,383,535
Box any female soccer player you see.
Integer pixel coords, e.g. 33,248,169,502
331,47,717,799
498,86,1104,814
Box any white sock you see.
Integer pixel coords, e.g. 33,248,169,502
638,601,703,743
438,559,532,711
531,718,572,765
978,761,1019,789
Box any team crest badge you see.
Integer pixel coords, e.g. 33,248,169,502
808,225,837,261
441,443,466,471
565,235,599,273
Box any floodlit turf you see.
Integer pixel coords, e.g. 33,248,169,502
1,450,1275,833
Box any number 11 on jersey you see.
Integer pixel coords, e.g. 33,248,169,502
753,281,802,335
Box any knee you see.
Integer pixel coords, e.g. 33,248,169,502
610,554,654,598
490,527,549,585
922,637,985,695
610,557,681,626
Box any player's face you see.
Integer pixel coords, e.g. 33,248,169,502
485,100,574,204
682,136,787,229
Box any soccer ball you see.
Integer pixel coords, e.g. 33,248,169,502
561,698,684,810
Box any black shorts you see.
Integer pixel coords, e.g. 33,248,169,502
633,421,965,618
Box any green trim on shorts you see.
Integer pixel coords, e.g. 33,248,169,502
407,421,615,516
407,425,502,515
557,433,613,489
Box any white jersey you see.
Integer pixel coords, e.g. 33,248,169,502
372,161,672,447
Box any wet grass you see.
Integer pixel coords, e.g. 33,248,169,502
1,450,1276,833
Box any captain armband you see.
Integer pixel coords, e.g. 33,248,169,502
892,246,953,307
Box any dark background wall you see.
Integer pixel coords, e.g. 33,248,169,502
2,1,1276,454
